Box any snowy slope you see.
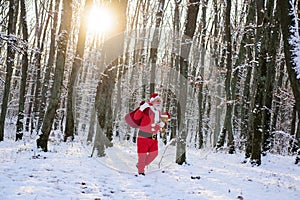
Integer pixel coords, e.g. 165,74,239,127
0,137,299,200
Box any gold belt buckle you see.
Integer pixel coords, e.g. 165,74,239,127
152,134,157,140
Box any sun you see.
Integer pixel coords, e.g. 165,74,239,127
88,6,113,34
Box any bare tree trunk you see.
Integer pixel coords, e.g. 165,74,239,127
250,0,266,166
243,65,253,158
0,0,18,141
271,61,284,133
176,0,199,165
37,0,73,151
196,0,207,149
279,0,300,153
262,1,280,154
87,106,96,143
212,0,221,147
65,0,93,141
232,0,254,148
25,72,35,133
37,0,59,132
93,117,105,157
32,0,52,134
241,2,257,160
167,0,181,143
216,0,234,154
16,0,29,141
149,0,165,93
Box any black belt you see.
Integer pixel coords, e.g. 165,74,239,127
138,131,157,140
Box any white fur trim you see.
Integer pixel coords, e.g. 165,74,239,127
150,106,160,123
150,95,161,102
160,114,169,118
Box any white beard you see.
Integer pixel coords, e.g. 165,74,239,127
153,104,162,111
150,105,160,123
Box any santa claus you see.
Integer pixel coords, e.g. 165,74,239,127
133,93,166,175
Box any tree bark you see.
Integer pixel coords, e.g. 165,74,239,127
197,0,207,149
32,0,52,133
231,0,255,146
250,0,266,166
0,0,18,141
176,0,200,165
261,1,280,154
37,0,59,132
65,0,93,141
216,0,234,154
212,0,221,147
87,106,96,143
37,0,73,151
149,0,165,93
16,0,29,141
279,0,300,153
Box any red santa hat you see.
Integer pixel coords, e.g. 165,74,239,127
161,112,170,121
150,93,161,102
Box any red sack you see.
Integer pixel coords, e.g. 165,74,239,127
125,107,141,128
125,101,145,128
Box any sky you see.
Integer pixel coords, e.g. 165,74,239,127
0,133,299,200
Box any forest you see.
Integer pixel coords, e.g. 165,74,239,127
0,0,300,167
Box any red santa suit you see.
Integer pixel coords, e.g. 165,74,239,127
133,94,162,175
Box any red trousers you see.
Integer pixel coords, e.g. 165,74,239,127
137,137,158,174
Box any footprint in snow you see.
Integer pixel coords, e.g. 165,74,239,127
143,184,151,187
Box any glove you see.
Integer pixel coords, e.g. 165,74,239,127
139,102,150,111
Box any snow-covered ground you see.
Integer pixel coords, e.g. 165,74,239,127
0,135,299,200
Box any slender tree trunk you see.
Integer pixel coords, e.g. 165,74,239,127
94,62,116,151
239,2,256,160
231,0,244,134
291,105,297,141
31,0,43,132
262,1,280,154
250,0,266,166
176,0,199,165
37,0,59,132
149,0,165,93
224,0,233,153
232,0,254,143
37,0,73,151
65,0,93,141
197,0,207,149
167,0,181,143
279,0,300,153
16,0,29,141
25,72,35,133
94,117,105,157
32,2,52,133
271,61,284,132
216,0,234,153
243,64,253,158
212,0,222,147
87,106,96,143
0,0,18,141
